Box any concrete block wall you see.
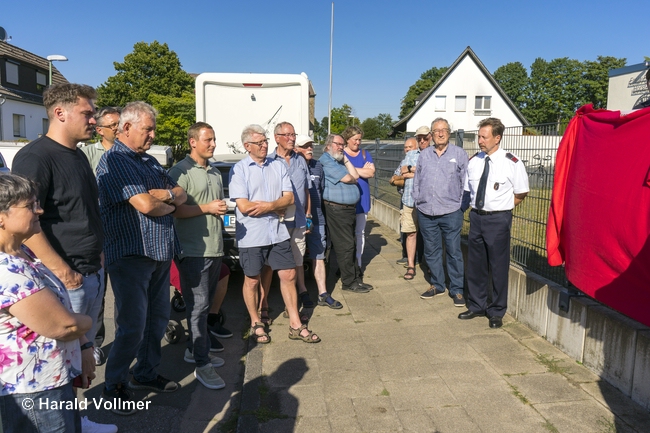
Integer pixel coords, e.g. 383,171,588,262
369,200,650,411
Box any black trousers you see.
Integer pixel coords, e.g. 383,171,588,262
324,202,362,287
466,209,512,318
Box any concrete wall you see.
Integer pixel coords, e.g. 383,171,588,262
369,199,650,411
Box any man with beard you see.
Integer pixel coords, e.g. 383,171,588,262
97,101,187,414
320,134,373,293
295,135,343,309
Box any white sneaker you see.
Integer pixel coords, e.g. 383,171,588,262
81,416,118,433
194,364,226,390
183,348,225,367
93,347,106,366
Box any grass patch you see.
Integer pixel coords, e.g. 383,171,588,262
354,320,366,323
541,420,559,433
503,372,529,377
393,318,403,322
379,388,390,396
536,354,568,374
335,312,351,316
218,409,239,433
508,384,530,405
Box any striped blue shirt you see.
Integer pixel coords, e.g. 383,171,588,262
320,152,360,206
96,140,180,266
229,156,292,248
268,150,312,228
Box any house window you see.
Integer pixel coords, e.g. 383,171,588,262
455,96,467,112
42,118,49,135
13,114,26,138
435,96,446,111
37,71,47,90
474,96,492,116
6,62,19,85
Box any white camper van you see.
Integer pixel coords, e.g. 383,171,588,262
195,72,312,154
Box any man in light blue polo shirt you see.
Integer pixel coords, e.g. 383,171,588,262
230,124,321,344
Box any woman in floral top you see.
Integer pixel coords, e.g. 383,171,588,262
0,174,92,433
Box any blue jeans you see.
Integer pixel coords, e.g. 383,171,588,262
67,269,104,342
176,256,222,367
105,256,171,389
417,208,465,295
0,383,80,433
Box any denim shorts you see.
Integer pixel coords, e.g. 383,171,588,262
306,225,326,260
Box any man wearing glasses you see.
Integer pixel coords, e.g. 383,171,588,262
230,124,320,344
412,118,468,307
320,134,373,293
83,106,121,174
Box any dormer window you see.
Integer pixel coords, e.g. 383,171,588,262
6,61,19,85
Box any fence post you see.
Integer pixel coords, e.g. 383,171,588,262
456,129,464,148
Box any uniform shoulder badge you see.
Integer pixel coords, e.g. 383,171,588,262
506,152,519,163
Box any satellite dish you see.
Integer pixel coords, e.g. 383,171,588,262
0,27,10,42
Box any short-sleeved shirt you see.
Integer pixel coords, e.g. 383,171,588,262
464,147,529,211
320,152,360,206
268,150,312,228
96,139,180,266
307,159,325,226
12,136,104,274
399,149,421,207
229,156,292,248
345,149,373,214
412,144,468,216
81,141,108,175
0,246,81,395
168,155,225,258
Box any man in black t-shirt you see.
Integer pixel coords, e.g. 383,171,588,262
12,84,105,387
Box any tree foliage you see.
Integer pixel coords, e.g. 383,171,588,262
493,62,528,112
399,66,449,118
96,41,196,161
361,113,394,140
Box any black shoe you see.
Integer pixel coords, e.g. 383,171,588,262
453,293,466,307
420,286,445,299
342,283,370,293
127,374,178,393
209,333,224,352
209,321,233,339
103,384,137,416
358,281,373,291
458,310,485,320
489,316,503,328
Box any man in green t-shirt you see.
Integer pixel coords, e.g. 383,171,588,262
168,122,229,390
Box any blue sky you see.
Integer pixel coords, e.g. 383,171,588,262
2,0,645,121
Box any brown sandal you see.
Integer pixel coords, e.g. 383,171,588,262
250,322,271,344
288,324,321,343
259,308,273,326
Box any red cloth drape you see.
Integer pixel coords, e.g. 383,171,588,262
547,104,650,326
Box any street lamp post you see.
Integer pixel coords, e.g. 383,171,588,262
46,55,68,85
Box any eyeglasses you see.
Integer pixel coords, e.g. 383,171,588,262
276,133,297,138
331,141,345,147
12,200,40,213
416,135,430,141
98,122,119,130
247,139,269,146
432,129,450,134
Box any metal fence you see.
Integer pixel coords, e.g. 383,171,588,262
312,123,568,286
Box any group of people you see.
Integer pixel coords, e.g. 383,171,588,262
0,81,529,432
392,117,529,329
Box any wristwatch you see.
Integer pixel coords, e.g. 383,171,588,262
80,341,94,351
407,165,412,173
167,189,176,203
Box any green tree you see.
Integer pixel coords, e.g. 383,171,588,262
583,56,626,109
329,104,358,134
361,113,394,139
96,41,194,107
493,62,528,112
399,66,449,118
149,92,195,162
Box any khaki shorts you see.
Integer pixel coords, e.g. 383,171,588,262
288,227,307,266
400,205,418,233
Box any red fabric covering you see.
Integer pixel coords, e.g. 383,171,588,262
169,261,231,294
547,104,650,327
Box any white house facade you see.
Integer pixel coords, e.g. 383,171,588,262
394,47,527,135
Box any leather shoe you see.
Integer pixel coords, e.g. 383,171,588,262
342,283,370,293
358,282,374,291
458,310,485,320
489,316,503,328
